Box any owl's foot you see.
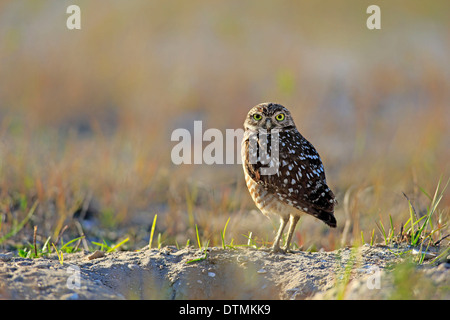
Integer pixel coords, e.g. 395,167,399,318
258,245,286,254
283,247,300,254
270,245,286,254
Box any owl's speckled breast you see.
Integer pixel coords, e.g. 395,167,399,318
243,168,304,219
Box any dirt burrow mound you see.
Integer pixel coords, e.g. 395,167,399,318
0,246,448,300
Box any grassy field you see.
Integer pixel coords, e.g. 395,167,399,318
0,1,448,260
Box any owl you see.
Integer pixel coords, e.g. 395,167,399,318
241,102,337,253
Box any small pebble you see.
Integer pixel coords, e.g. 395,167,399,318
62,293,79,300
237,255,248,263
87,250,105,260
208,272,216,278
127,264,139,270
257,268,267,274
0,252,13,262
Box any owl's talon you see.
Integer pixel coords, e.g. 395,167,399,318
270,246,286,254
283,247,299,254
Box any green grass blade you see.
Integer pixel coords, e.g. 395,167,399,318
42,236,52,254
431,247,450,264
91,241,105,251
247,231,253,247
149,214,157,249
157,233,162,249
376,220,387,245
195,224,202,249
221,217,230,248
418,186,432,201
52,243,64,265
389,214,394,239
407,200,416,244
0,200,39,244
186,240,209,264
60,236,84,251
107,237,129,252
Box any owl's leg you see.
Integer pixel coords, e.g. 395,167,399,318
284,215,300,252
271,216,289,253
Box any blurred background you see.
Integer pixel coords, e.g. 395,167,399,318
0,0,448,251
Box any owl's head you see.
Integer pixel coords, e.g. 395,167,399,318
244,102,296,132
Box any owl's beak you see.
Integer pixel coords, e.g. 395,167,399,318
265,119,273,130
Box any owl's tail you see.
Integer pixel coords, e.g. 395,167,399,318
317,211,337,228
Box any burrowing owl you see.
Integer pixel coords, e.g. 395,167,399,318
241,102,337,253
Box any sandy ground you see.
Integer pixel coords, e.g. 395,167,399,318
0,245,448,300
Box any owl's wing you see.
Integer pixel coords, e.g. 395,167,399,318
243,131,337,227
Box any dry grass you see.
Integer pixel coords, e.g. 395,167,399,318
0,1,449,253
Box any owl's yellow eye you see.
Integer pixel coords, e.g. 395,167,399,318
253,114,262,121
275,113,285,121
